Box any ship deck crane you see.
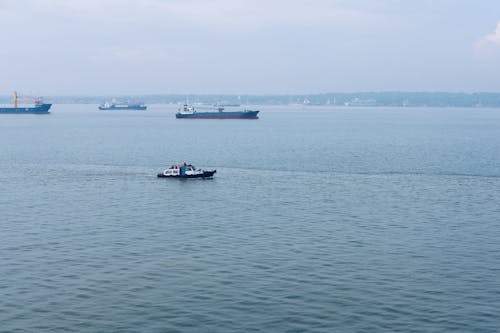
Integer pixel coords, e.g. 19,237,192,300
13,91,40,108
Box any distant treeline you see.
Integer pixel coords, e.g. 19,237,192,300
2,92,500,107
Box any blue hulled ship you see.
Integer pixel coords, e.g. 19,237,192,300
0,92,51,114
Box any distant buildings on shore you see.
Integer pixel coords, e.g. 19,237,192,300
2,92,500,107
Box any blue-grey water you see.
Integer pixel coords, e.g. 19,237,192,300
1,105,500,332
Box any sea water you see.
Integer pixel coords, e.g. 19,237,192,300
1,105,499,332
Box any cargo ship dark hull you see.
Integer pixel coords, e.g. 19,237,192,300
176,110,259,119
98,105,147,110
0,104,52,114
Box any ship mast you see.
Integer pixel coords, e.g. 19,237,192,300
13,91,38,107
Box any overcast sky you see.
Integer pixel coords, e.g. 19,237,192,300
1,0,500,95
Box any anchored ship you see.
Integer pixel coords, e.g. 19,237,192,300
176,104,259,119
0,92,51,114
98,100,147,110
344,98,377,107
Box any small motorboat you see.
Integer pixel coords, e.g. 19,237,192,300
157,163,216,178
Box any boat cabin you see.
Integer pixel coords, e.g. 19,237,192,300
162,164,197,176
179,104,196,114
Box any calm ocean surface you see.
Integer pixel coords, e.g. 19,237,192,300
1,105,499,332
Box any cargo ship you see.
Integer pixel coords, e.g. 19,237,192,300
176,104,259,119
0,92,51,114
98,101,147,110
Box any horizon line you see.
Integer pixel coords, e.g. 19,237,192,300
3,91,500,97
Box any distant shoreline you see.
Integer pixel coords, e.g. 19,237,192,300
2,92,500,108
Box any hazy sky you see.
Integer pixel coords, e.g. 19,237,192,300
1,0,500,95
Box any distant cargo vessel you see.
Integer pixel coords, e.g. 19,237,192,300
0,92,51,114
344,98,377,107
176,104,259,119
98,101,147,110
